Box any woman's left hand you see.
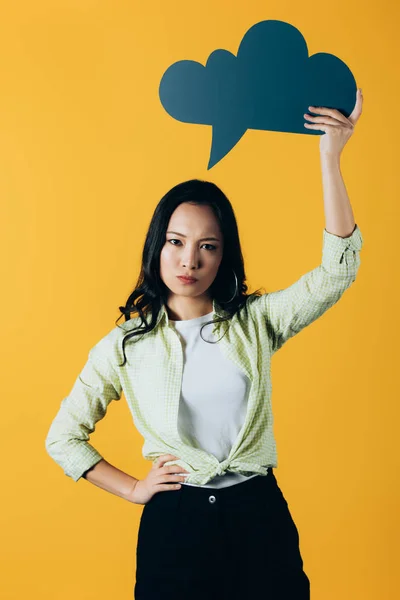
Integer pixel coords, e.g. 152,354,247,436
304,88,363,157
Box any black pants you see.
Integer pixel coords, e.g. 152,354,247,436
134,468,310,599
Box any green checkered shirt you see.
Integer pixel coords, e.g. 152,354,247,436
45,225,363,486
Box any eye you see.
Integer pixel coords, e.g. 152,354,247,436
167,239,217,251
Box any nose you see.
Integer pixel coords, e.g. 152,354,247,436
182,259,198,269
182,247,199,270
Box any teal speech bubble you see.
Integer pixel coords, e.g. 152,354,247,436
159,19,358,169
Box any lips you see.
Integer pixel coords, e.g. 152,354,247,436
177,276,198,283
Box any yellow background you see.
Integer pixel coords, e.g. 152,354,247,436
1,1,398,598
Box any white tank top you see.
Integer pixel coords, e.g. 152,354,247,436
169,310,262,489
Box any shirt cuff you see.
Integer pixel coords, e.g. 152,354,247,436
67,450,104,482
322,224,363,278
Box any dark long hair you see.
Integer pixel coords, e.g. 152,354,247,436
115,179,264,367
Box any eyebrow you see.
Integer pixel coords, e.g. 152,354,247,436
166,231,221,242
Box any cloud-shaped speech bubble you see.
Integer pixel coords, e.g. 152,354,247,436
159,19,358,169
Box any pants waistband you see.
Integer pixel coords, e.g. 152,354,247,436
147,467,277,512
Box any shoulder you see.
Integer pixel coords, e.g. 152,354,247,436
241,291,267,317
90,315,145,366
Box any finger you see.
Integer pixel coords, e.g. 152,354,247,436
166,464,189,473
304,114,352,128
304,123,333,133
153,454,177,467
348,88,363,125
167,472,188,481
163,484,181,490
159,454,178,461
160,474,186,485
308,105,351,126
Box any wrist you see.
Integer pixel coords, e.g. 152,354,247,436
320,151,341,164
123,478,140,503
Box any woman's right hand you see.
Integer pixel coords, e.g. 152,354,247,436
128,454,190,505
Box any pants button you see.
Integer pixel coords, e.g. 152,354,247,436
208,495,216,504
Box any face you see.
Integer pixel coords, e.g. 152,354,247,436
159,202,224,304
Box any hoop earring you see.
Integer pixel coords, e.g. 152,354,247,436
220,268,238,304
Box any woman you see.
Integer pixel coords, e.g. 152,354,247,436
45,90,364,599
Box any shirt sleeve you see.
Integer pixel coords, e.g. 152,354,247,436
255,224,364,354
45,338,123,482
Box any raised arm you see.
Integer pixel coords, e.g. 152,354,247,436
254,224,363,353
255,90,364,353
305,88,363,238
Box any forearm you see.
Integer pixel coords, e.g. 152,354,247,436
320,152,356,238
83,458,139,503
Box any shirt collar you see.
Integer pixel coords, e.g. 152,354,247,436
154,297,229,330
